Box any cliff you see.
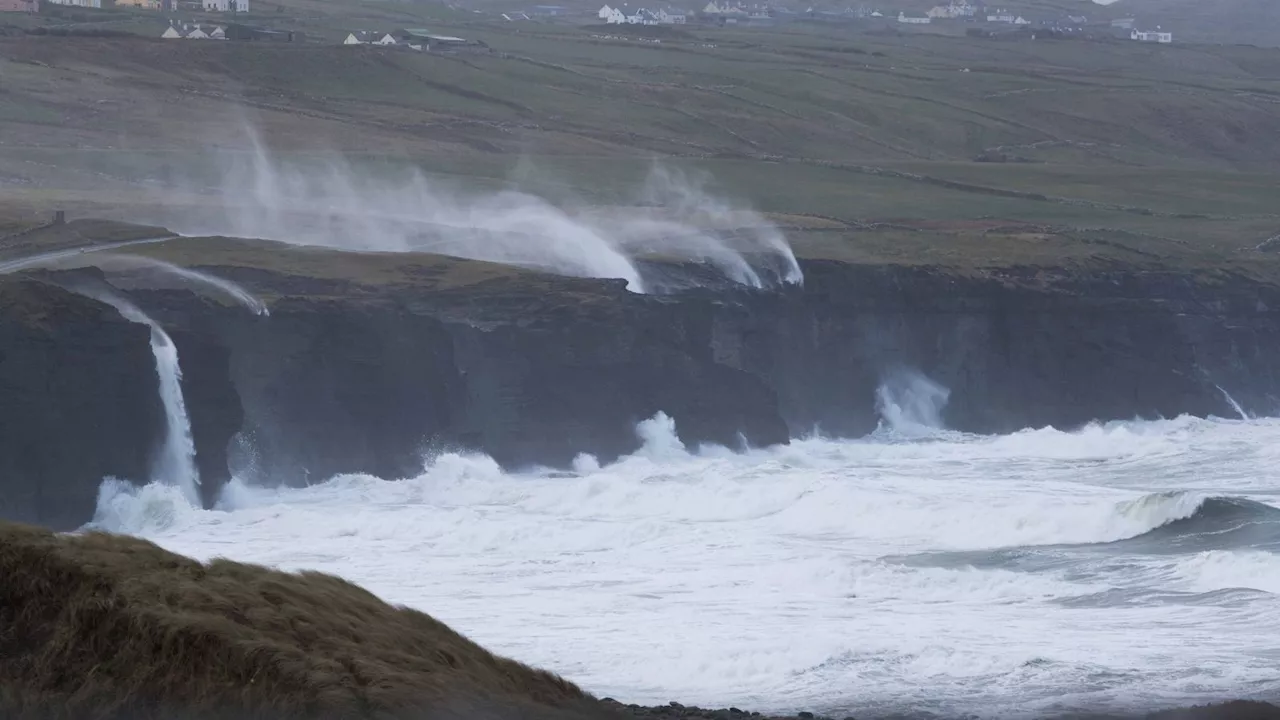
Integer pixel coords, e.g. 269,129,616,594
0,278,164,530
0,269,242,528
711,262,1280,438
3,224,1280,527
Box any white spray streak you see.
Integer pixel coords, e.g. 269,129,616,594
96,253,268,316
1215,384,1250,420
90,290,202,507
626,164,803,287
0,236,178,276
876,368,951,435
171,136,802,293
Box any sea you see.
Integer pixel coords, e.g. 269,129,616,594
91,409,1280,719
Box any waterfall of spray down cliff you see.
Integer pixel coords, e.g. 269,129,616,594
92,291,202,506
165,140,803,293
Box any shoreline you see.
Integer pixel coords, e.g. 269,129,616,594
605,700,1280,720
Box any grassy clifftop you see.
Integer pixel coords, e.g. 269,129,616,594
0,521,607,720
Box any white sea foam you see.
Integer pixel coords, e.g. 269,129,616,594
92,413,1280,717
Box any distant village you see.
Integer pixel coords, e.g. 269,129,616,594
587,0,1172,43
0,0,1174,46
2,0,245,13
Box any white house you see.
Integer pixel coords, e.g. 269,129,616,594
599,5,625,22
703,1,745,14
374,32,396,44
1013,15,1029,25
186,25,209,38
202,0,247,12
1131,29,1172,43
45,0,101,8
987,11,1014,22
209,24,225,38
658,7,686,23
343,32,364,44
161,25,181,37
926,2,972,19
898,11,930,24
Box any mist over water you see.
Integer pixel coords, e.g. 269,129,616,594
92,404,1280,718
168,136,802,292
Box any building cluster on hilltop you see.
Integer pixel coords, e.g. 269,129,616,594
161,20,225,37
0,0,247,12
597,4,687,24
340,28,486,52
0,0,1175,45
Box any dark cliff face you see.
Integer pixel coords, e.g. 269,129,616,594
710,262,1280,436
141,284,789,489
166,326,244,510
9,256,1280,529
123,259,1280,508
0,279,164,530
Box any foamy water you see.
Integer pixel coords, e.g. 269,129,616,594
92,414,1280,718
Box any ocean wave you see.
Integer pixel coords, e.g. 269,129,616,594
1112,494,1280,553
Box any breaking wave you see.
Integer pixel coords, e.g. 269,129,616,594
1112,494,1280,553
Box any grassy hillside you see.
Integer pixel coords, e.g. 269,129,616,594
0,520,613,720
1104,0,1280,47
2,7,1280,275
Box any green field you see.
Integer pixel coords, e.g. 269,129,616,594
2,3,1280,277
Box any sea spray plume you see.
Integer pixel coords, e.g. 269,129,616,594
178,131,802,292
876,368,951,435
79,288,202,507
215,138,647,289
617,163,804,287
73,253,269,316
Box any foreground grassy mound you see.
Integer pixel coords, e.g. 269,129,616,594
0,522,606,720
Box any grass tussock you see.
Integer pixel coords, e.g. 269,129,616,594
0,522,602,720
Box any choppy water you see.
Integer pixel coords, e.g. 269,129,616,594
93,413,1280,718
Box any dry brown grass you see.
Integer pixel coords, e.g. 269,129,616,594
0,521,613,720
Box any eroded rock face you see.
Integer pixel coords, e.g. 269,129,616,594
710,263,1280,437
6,257,1280,529
0,279,164,530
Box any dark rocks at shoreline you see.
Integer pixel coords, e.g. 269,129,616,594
601,699,832,720
601,700,1280,720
